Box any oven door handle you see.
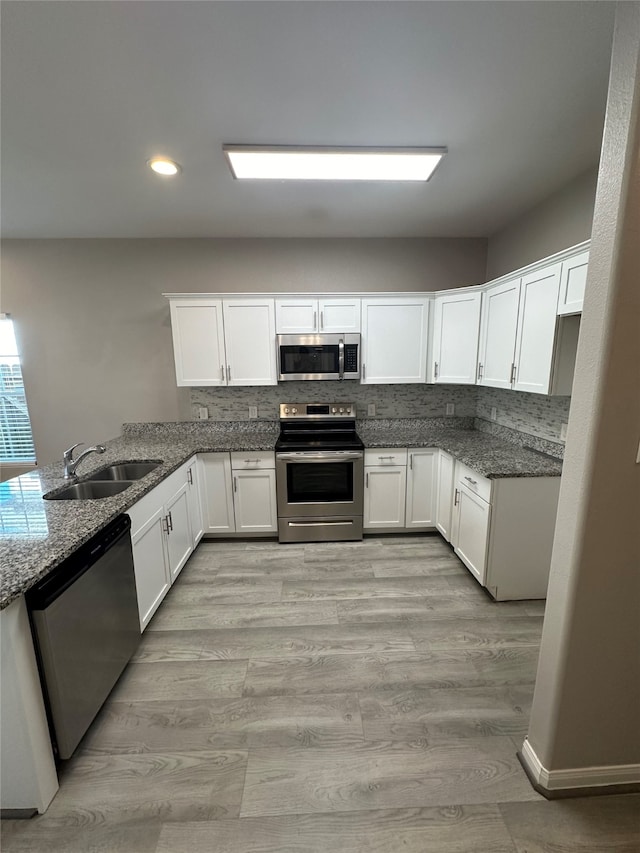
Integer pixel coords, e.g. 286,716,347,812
277,452,363,463
338,338,345,381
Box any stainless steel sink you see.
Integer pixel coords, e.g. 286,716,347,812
44,481,133,501
85,461,162,481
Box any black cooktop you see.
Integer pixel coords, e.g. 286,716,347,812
275,419,364,452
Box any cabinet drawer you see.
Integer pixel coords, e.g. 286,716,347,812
230,451,275,470
365,448,407,467
456,461,491,503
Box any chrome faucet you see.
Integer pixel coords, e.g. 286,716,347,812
62,442,107,479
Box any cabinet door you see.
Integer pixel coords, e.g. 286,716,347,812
131,507,170,631
198,453,235,534
223,299,277,385
513,263,562,394
432,291,481,384
435,451,454,542
186,458,204,546
169,299,226,387
232,469,277,533
558,250,589,316
165,482,193,583
275,299,318,333
318,299,361,333
361,298,430,384
478,278,521,389
405,450,437,528
452,483,490,585
364,466,407,529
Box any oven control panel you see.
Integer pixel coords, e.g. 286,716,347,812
280,403,356,419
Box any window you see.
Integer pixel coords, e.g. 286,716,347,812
0,316,36,464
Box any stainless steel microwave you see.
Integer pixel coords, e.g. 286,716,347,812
277,334,360,381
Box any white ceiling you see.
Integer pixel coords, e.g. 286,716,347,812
1,1,615,239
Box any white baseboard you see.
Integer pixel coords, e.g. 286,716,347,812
521,737,640,792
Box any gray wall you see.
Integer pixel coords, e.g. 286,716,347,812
527,3,640,777
486,168,598,280
0,237,487,466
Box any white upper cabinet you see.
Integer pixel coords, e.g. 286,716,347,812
275,298,360,333
169,298,226,386
513,262,562,394
222,299,277,385
477,277,521,389
557,250,589,315
432,290,482,384
169,297,276,386
361,297,430,384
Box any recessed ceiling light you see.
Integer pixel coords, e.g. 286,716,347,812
223,146,447,182
148,158,182,176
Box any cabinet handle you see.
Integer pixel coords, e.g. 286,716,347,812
366,472,369,488
187,468,193,485
320,310,324,330
162,515,170,535
464,476,478,486
434,362,439,380
454,488,459,506
313,311,317,330
378,455,394,461
362,363,366,380
234,476,238,493
221,365,225,381
244,458,260,464
409,454,413,470
477,362,483,381
167,511,173,531
227,365,231,382
511,363,517,384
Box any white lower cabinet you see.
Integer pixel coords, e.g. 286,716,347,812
449,460,561,600
186,457,204,545
128,460,196,631
364,465,407,529
451,482,491,584
200,451,277,535
435,450,454,541
405,450,437,528
364,448,438,532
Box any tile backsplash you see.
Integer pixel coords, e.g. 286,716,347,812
190,383,477,421
190,383,571,448
475,386,570,445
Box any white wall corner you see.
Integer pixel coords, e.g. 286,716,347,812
521,737,640,794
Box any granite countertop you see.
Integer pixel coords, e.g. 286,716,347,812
0,419,561,610
357,424,563,479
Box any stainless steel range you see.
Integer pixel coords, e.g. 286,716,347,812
275,403,364,543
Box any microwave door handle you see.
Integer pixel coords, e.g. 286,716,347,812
338,338,345,380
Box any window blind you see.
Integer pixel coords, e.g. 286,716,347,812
0,318,36,464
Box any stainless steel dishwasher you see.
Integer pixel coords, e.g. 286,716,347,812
27,514,140,759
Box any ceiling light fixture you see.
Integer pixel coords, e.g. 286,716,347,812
148,158,182,176
223,146,447,182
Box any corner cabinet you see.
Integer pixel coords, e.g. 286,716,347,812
167,297,277,387
361,297,430,384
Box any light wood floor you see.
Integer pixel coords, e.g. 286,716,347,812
3,535,639,852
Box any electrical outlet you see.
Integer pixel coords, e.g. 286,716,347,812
248,406,258,419
560,422,568,441
367,403,376,416
198,407,208,420
446,403,455,416
491,407,497,421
